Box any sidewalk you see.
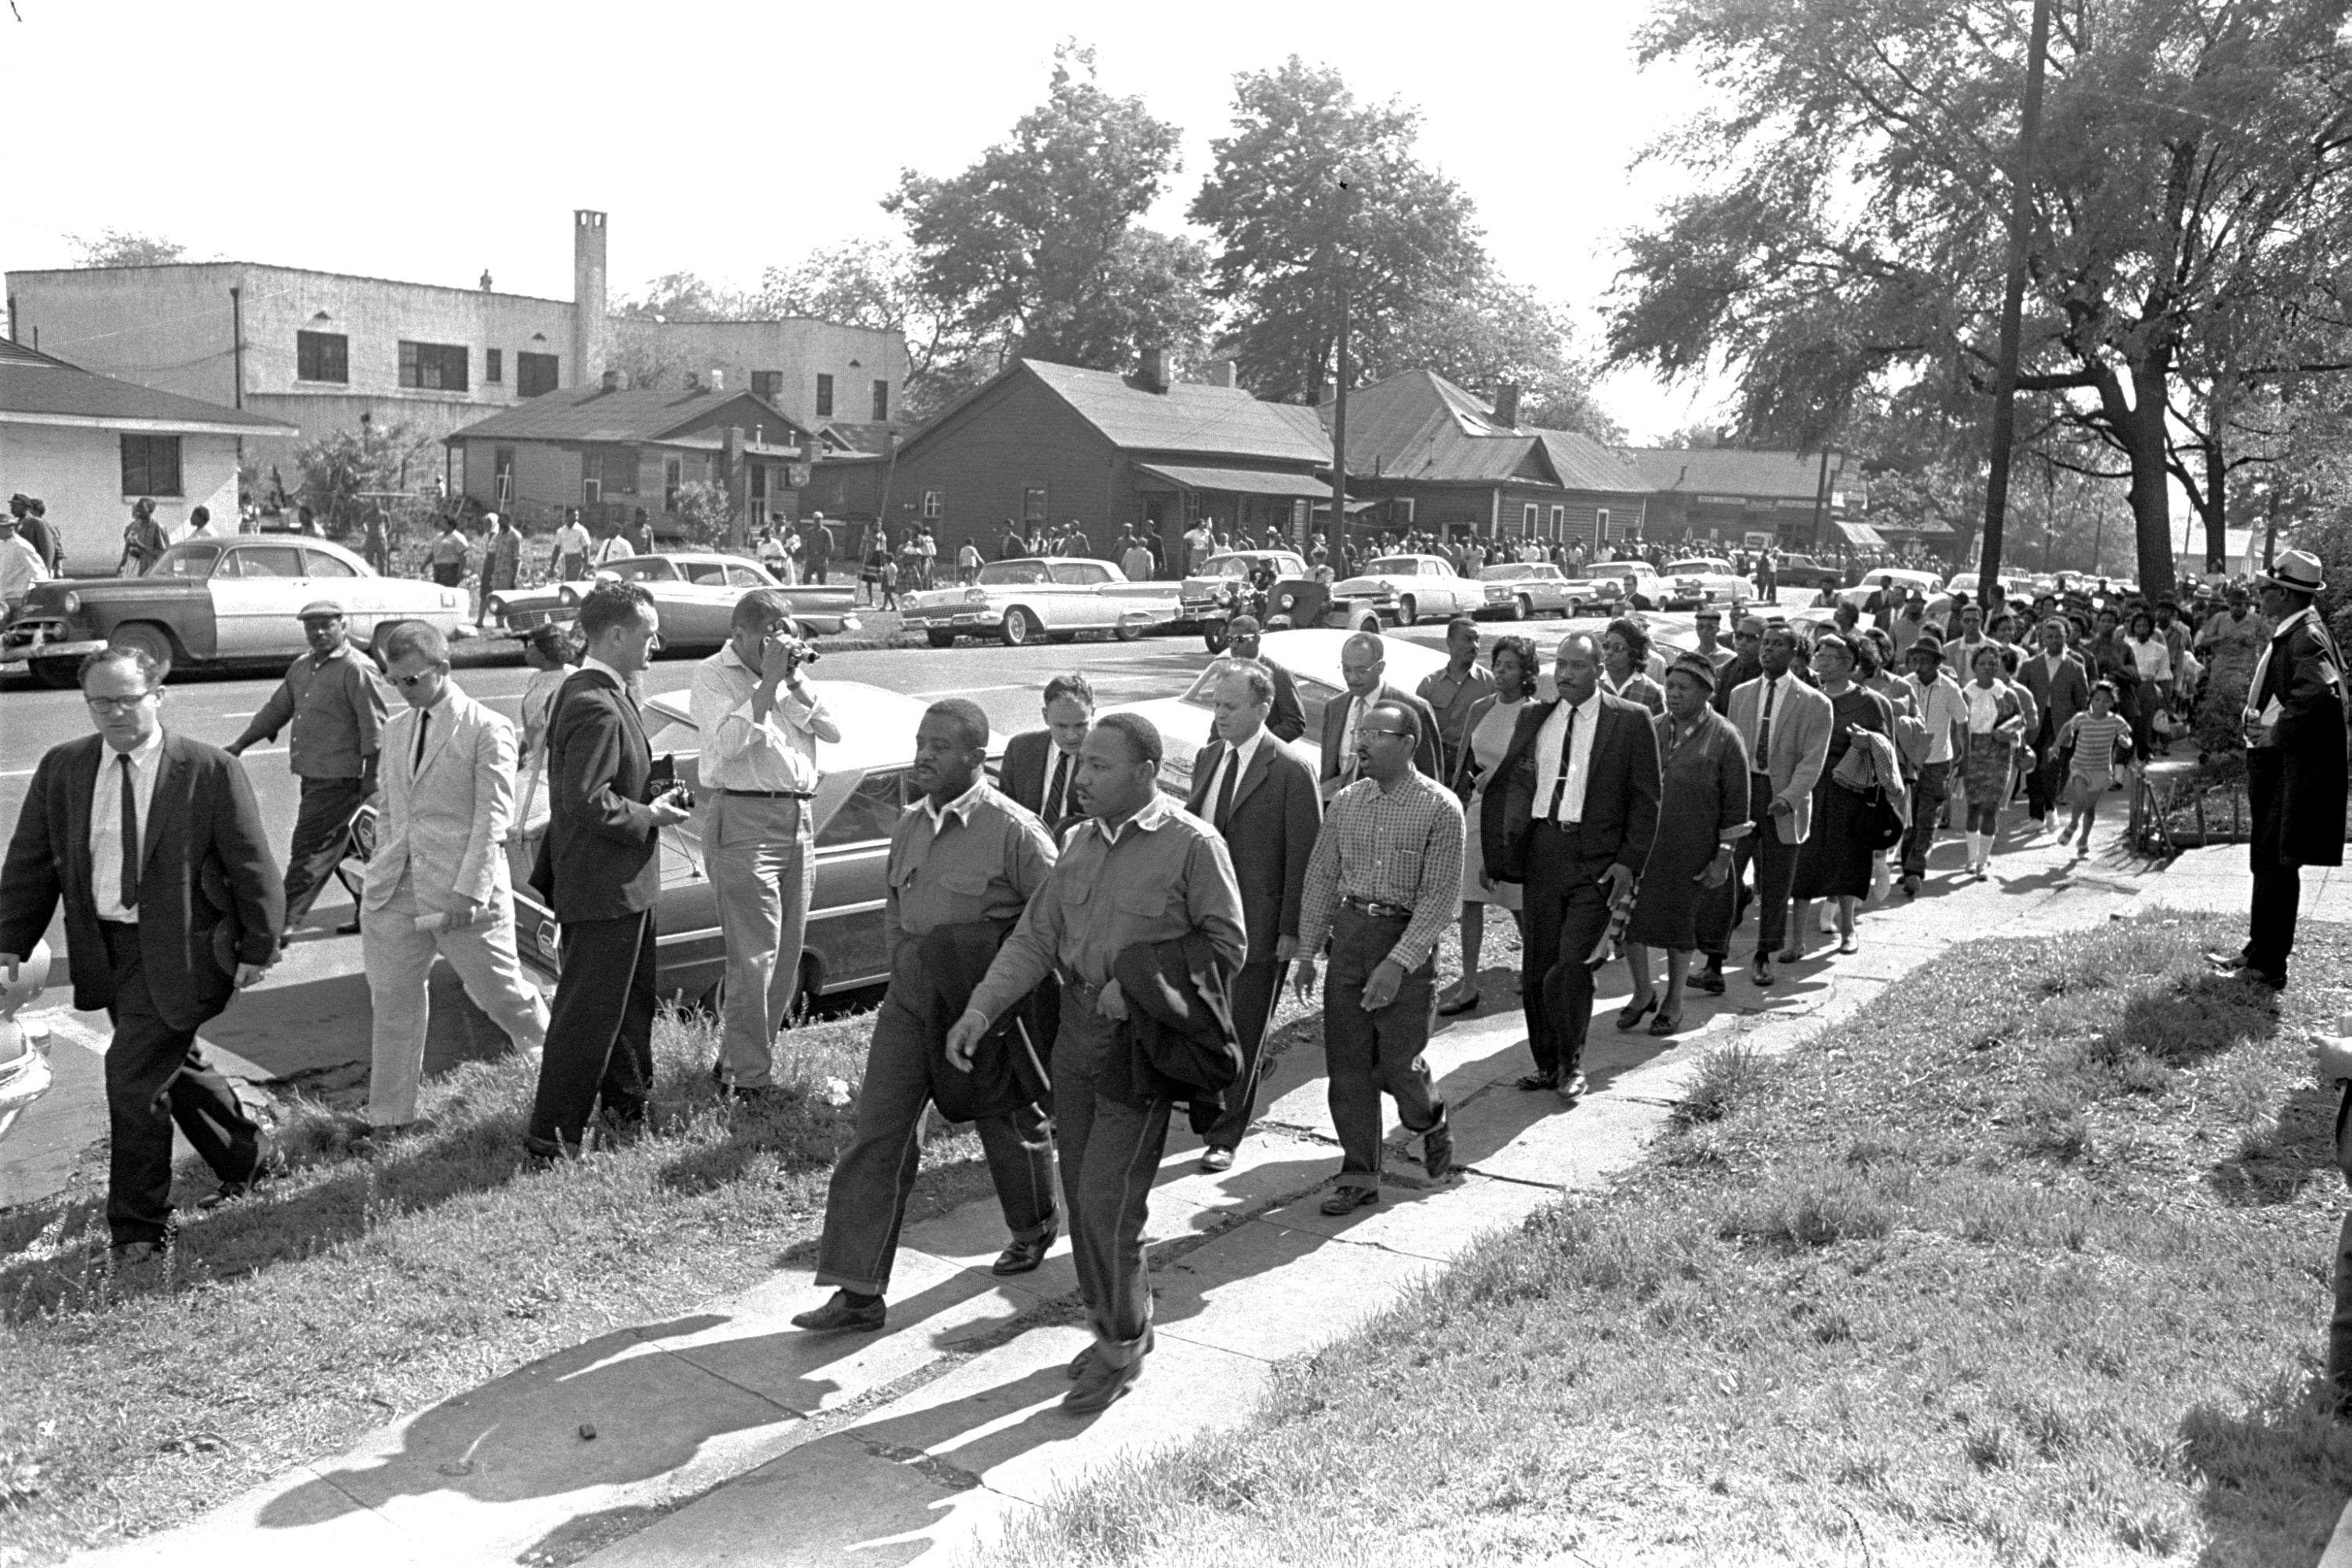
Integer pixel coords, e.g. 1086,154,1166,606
65,829,2313,1568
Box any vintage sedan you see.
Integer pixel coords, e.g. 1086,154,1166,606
481,553,859,651
2,537,470,686
1331,554,1485,626
1662,557,1755,611
1832,566,1946,612
1179,550,1309,644
1477,561,1576,620
1766,552,1846,592
898,557,1163,648
1566,561,1673,614
507,679,991,1011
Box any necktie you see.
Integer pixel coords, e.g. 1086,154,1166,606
1044,750,1069,821
413,707,430,774
1758,677,1777,761
1546,705,1580,821
1342,699,1363,779
1213,746,1241,831
118,753,140,910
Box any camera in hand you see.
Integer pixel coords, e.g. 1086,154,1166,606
776,635,820,668
648,753,695,810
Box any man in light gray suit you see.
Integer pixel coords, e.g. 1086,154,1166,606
358,622,548,1132
1720,626,1834,987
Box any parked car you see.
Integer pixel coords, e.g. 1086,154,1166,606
1331,554,1485,626
1101,628,1450,797
1566,561,1672,614
897,557,1163,648
1477,562,1576,620
1260,579,1388,641
1832,566,1946,612
481,553,859,652
1767,553,1845,592
2,537,471,686
0,942,54,1152
1180,550,1308,647
1661,557,1755,611
506,679,994,1012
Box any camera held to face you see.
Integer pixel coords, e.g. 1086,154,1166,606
775,634,820,669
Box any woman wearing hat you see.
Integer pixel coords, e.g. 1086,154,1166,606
1619,652,1751,1035
1439,635,1537,1016
1785,633,1895,957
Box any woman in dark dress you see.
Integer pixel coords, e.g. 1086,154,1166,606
1787,634,1894,959
1622,654,1752,1036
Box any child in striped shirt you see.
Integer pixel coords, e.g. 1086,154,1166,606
2057,681,2133,852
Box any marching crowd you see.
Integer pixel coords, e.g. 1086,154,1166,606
0,540,2341,1416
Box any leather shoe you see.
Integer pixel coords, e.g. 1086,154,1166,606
1436,989,1482,1016
1067,1326,1152,1380
1557,1071,1591,1105
198,1147,285,1210
1320,1185,1379,1217
991,1229,1056,1276
791,1290,887,1333
336,918,362,935
1515,1071,1559,1092
1421,1123,1457,1181
1198,1145,1236,1173
1751,955,1776,988
1064,1352,1143,1414
1690,964,1726,996
2224,964,2285,992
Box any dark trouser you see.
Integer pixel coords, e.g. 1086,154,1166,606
432,564,465,587
2246,750,2301,982
98,922,265,1246
810,559,829,584
1901,760,1951,877
1522,823,1612,1079
1203,957,1284,1152
528,909,657,1152
2027,716,2058,818
813,993,1056,1296
1323,906,1443,1191
1722,772,1798,957
1054,985,1171,1367
281,775,368,933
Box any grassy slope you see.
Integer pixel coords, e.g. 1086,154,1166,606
996,915,2352,1568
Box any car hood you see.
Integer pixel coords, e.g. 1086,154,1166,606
1112,695,1320,794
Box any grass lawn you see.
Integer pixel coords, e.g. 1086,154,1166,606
995,913,2352,1568
0,1003,1001,1567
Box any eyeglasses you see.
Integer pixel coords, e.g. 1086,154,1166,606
1358,727,1414,740
393,670,443,688
85,693,156,713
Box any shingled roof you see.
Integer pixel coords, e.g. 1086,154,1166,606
1014,359,1329,464
443,385,808,446
1330,369,1649,495
1628,446,1832,501
0,337,293,433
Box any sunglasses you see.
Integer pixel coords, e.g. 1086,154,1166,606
393,670,445,689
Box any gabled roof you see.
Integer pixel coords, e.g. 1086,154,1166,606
0,338,294,433
1017,359,1328,464
442,386,808,446
1629,446,1832,501
1330,369,1649,495
816,420,898,456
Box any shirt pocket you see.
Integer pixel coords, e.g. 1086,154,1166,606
938,867,993,920
1381,846,1425,891
1112,886,1169,921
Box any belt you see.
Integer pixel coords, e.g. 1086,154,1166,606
1544,818,1585,831
1342,895,1413,919
720,788,815,800
1056,966,1102,1000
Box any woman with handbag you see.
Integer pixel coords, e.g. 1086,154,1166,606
1620,654,1751,1036
1438,636,1537,1016
1787,634,1895,958
1958,643,2031,880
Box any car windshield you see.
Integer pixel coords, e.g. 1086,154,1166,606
978,561,1051,586
150,543,226,578
1202,556,1258,579
1365,557,1421,574
1483,565,1530,579
604,558,677,583
1667,560,1723,574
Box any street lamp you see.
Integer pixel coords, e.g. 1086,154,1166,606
1328,163,1358,555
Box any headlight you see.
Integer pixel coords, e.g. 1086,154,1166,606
60,591,81,615
558,586,579,608
964,588,989,604
484,596,505,621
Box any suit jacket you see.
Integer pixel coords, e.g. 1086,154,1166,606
1112,930,1243,1133
2016,649,2092,739
1000,728,1084,833
365,684,519,914
1479,691,1661,884
1184,734,1320,964
0,731,284,1031
2254,611,2350,869
1261,658,1307,744
538,667,661,922
1724,673,1835,844
1317,681,1441,794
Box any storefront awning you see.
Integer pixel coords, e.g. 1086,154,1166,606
1135,463,1332,500
1834,520,1887,546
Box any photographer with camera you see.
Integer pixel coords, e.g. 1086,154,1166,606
690,589,840,1100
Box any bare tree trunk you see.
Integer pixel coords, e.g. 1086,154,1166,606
2203,376,2230,576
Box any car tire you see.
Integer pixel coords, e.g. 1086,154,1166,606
1202,627,1229,654
1113,620,1142,643
1514,594,1533,621
107,621,176,677
1397,595,1417,626
31,659,81,689
1002,607,1040,646
925,630,956,648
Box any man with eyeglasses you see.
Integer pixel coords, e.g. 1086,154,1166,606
225,601,388,946
0,646,284,1271
1318,630,1440,803
355,622,549,1136
1711,615,1767,716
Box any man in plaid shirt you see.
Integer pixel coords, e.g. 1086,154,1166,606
1294,699,1465,1215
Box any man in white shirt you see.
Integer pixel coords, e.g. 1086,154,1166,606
590,522,636,568
689,590,841,1096
550,511,592,579
1182,521,1215,575
1898,634,1968,895
0,514,49,613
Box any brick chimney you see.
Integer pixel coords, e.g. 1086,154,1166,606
601,368,621,393
708,368,725,392
1205,358,1236,389
1493,382,1522,427
1138,345,1171,394
572,210,608,390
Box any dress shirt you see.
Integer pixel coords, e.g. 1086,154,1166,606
242,644,386,779
1530,689,1603,822
90,725,165,923
553,521,590,561
591,535,635,564
884,779,1056,953
1740,673,1786,764
1294,770,1466,973
1904,672,1967,764
0,533,48,602
1201,725,1267,828
689,643,838,793
964,791,1247,1022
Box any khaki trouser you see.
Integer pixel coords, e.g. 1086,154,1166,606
708,793,814,1087
362,873,548,1126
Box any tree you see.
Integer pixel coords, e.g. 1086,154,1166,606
668,480,735,548
68,229,184,267
1191,56,1485,405
293,419,438,558
612,271,753,321
1608,0,2352,598
1382,277,1621,441
885,42,1205,372
757,238,965,416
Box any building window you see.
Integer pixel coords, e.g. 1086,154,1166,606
664,458,683,513
494,447,516,506
1023,485,1047,525
815,372,834,418
593,447,637,494
485,348,503,384
1392,497,1415,526
517,351,559,397
1522,503,1539,535
397,340,469,392
296,330,348,383
751,370,783,400
1595,507,1612,539
922,489,943,520
1549,505,1565,538
872,379,890,421
120,434,183,497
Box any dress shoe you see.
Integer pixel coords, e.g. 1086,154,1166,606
1556,1071,1591,1105
1647,1010,1682,1038
110,1240,165,1266
1421,1123,1457,1181
2224,964,2285,992
991,1229,1056,1276
1064,1352,1144,1414
336,918,362,935
1690,964,1726,996
1615,995,1657,1031
1836,934,1859,956
728,1083,800,1107
1515,1070,1560,1092
1773,946,1805,964
1751,955,1776,988
1320,1185,1380,1217
1199,1145,1236,1174
1436,989,1483,1017
525,1134,583,1167
1899,873,1922,898
791,1290,887,1333
198,1147,285,1210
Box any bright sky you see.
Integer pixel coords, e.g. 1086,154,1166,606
1,0,1721,441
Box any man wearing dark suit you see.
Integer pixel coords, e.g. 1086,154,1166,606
999,672,1094,837
1319,631,1441,801
2016,618,2092,822
526,582,693,1159
1184,661,1321,1171
0,647,285,1263
1480,630,1661,1103
1224,616,1305,743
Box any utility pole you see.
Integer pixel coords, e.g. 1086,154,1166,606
1977,0,2053,606
1327,165,1357,557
